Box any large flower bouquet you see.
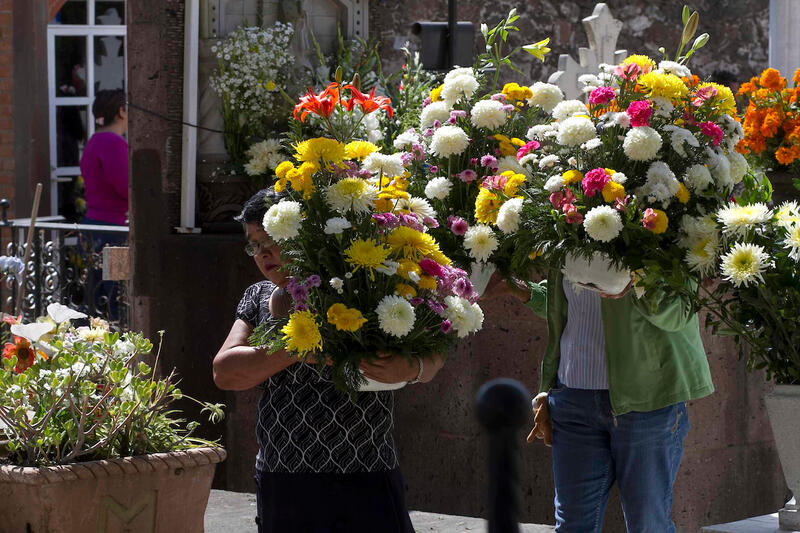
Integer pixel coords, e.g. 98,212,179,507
514,53,746,306
736,67,800,175
0,304,224,466
396,11,553,286
250,81,484,394
700,177,800,384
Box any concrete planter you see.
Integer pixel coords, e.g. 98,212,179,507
0,447,226,533
765,385,800,530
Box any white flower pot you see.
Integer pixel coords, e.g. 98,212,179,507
765,384,800,530
562,252,631,295
359,374,407,392
470,261,497,297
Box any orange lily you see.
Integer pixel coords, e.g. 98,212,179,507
293,83,341,122
343,85,394,118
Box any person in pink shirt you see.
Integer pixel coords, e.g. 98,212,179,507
80,89,129,227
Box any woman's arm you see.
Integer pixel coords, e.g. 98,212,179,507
360,352,445,384
212,319,297,391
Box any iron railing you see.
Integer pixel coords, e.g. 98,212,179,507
0,202,130,330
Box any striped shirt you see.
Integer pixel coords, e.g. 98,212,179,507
558,277,609,390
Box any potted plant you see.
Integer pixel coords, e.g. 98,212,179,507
700,176,800,529
0,304,225,533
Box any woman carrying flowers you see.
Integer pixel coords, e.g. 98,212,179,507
213,188,443,533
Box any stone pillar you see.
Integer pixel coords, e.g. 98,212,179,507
769,0,800,76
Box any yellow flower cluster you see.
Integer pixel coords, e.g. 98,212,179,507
646,209,669,234
502,82,533,102
475,188,503,225
602,181,625,203
493,134,525,156
345,238,392,279
326,303,367,332
282,310,322,356
622,54,656,72
430,84,444,102
374,175,410,212
386,226,450,264
637,72,689,101
294,137,346,164
344,141,379,161
395,283,417,299
274,160,318,199
675,183,690,204
562,169,583,185
502,171,526,196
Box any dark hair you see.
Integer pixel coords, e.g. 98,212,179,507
710,70,738,85
92,89,126,127
234,187,288,224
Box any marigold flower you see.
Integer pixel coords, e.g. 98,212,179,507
760,68,786,91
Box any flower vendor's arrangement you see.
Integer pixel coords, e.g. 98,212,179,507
250,79,485,394
397,10,553,283
737,67,800,175
700,176,800,384
209,23,296,168
0,304,224,466
511,18,745,306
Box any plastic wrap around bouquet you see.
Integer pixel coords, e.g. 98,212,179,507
514,51,747,306
249,80,484,395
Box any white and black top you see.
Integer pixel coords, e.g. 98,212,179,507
236,281,399,474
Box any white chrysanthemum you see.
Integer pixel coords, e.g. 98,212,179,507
420,101,451,129
720,114,744,150
519,153,537,166
717,203,772,237
330,277,344,290
650,96,675,118
551,99,590,121
394,129,420,149
726,151,748,184
784,224,800,261
375,295,416,337
244,138,282,175
613,111,631,129
638,161,679,205
623,126,662,161
470,99,508,129
376,260,400,276
443,296,484,337
683,164,713,192
527,82,564,113
441,69,479,106
578,73,601,87
496,197,523,233
663,125,699,157
611,172,627,185
544,175,565,192
583,205,623,242
362,152,405,178
706,148,732,189
679,216,720,276
720,243,770,287
497,155,531,178
263,201,303,241
397,196,436,219
526,124,555,141
429,125,470,157
556,116,597,146
775,201,800,228
538,155,560,169
324,178,378,214
363,113,384,144
324,217,351,234
657,60,691,78
424,177,453,200
582,138,603,150
463,224,498,263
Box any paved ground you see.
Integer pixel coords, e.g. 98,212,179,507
204,490,556,532
701,513,791,533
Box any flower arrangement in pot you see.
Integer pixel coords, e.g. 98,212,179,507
0,304,225,533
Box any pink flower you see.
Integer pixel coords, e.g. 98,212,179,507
440,319,452,333
480,154,497,168
582,167,610,197
423,216,439,229
692,85,718,107
419,258,445,278
626,100,653,127
516,140,540,161
681,110,697,127
469,158,478,166
563,203,583,224
429,165,438,173
641,208,658,230
450,110,467,119
448,215,468,236
699,121,724,146
491,93,506,102
482,174,508,191
459,169,478,183
614,63,643,81
613,195,630,212
549,191,565,209
589,86,616,105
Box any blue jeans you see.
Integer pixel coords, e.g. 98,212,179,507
548,385,689,532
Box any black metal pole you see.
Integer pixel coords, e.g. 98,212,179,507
448,0,457,67
476,378,531,533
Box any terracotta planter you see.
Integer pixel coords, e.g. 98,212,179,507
0,447,226,533
765,384,800,530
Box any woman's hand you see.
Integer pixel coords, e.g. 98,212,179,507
481,272,530,303
599,278,633,300
360,352,419,384
526,392,552,446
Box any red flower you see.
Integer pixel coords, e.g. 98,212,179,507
343,85,394,118
3,336,37,373
2,315,21,326
293,83,340,122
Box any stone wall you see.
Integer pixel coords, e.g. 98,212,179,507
0,0,13,211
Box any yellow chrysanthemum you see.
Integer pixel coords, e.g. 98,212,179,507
344,141,379,161
475,188,503,225
294,137,346,164
563,169,583,185
344,238,392,278
430,84,444,102
676,182,690,204
602,181,626,203
498,142,516,156
281,310,322,356
275,161,294,179
604,168,616,176
395,283,417,299
622,54,656,72
645,209,669,234
326,303,367,332
428,250,451,266
417,275,438,291
387,226,442,261
397,260,421,280
637,72,689,101
698,82,737,115
503,173,526,197
502,82,533,102
510,138,525,147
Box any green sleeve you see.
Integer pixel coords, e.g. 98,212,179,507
525,280,548,319
631,282,696,332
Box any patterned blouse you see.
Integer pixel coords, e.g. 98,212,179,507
235,281,399,474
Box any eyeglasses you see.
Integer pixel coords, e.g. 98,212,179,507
244,237,276,257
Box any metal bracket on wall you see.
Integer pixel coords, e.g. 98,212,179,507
200,0,221,39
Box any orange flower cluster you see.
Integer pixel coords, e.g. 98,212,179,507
1,315,46,373
293,82,393,123
737,67,800,168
